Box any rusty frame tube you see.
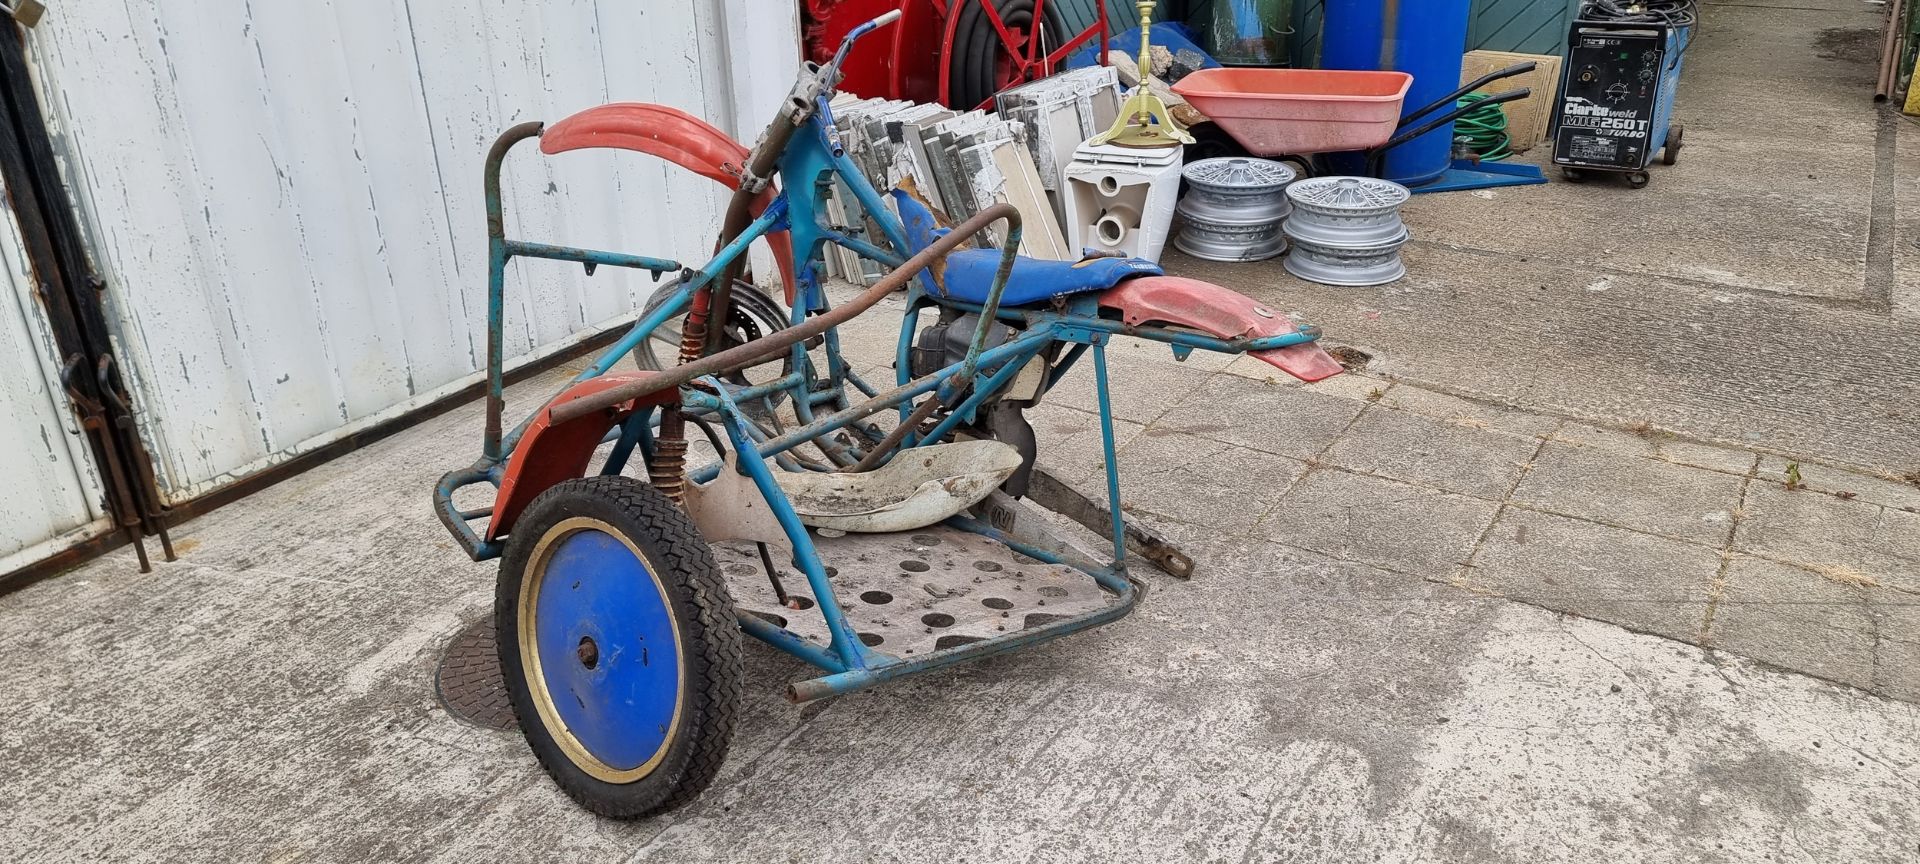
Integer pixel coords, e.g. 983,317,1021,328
548,202,1023,426
483,120,546,461
848,395,943,472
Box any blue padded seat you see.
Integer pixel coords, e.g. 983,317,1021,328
887,187,1162,307
936,249,1163,306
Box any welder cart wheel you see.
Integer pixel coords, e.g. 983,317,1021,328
1662,123,1684,166
1627,171,1650,189
495,476,742,819
1560,166,1587,183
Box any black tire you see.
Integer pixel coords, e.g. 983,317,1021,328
1662,124,1684,166
1627,171,1651,189
496,476,742,819
1561,166,1587,183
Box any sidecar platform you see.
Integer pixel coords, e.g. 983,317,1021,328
715,523,1118,660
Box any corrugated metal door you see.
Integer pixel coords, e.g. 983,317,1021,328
21,1,788,501
0,189,108,572
1469,0,1582,56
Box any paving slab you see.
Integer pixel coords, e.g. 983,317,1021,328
1552,421,1760,477
1510,442,1747,546
1374,385,1559,439
1180,242,1920,481
1706,556,1880,690
1025,401,1147,487
1156,373,1366,461
1754,454,1920,512
1043,345,1216,425
1323,404,1541,499
1256,468,1498,577
1468,508,1717,642
1112,430,1307,535
1735,481,1920,593
1874,602,1920,703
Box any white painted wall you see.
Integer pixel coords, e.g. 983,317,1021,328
21,0,798,503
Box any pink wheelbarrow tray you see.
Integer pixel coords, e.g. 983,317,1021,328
1171,68,1413,156
1172,63,1538,176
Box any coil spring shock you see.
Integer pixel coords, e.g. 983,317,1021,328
650,286,712,507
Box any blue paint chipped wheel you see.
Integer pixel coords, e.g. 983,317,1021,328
495,476,742,818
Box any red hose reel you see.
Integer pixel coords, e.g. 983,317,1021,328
802,0,1109,109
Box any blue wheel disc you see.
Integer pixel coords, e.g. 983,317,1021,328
523,519,683,782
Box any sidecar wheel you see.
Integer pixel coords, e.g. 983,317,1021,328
496,476,742,819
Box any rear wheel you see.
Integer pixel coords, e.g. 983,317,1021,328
496,476,742,818
631,278,791,377
1662,123,1684,166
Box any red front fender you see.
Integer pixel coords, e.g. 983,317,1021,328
540,102,797,302
1097,276,1345,382
485,373,680,543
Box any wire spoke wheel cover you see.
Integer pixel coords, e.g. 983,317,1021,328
496,476,741,818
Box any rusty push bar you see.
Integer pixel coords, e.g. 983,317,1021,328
548,203,1022,426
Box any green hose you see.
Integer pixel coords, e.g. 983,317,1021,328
1453,92,1511,162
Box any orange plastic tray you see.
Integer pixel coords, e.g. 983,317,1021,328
1172,68,1413,156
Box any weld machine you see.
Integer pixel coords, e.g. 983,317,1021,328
1551,0,1696,188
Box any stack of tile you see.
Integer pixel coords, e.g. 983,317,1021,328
993,66,1123,224
819,94,1072,285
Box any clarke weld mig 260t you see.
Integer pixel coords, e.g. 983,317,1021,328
1551,0,1697,188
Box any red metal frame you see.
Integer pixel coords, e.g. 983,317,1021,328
810,0,1112,107
540,102,798,302
936,0,1110,109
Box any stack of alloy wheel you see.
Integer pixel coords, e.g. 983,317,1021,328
1172,157,1295,262
1281,176,1411,286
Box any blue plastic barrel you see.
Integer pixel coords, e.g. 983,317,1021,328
1320,0,1471,186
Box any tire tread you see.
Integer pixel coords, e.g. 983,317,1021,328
495,475,742,819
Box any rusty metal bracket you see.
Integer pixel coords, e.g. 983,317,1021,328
1025,467,1195,579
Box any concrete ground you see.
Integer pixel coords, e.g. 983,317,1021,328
1183,0,1920,479
1,358,1917,863
4,1,1918,862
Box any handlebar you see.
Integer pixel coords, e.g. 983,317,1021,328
707,8,903,355
827,10,903,78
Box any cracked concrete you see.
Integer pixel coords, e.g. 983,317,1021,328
1037,342,1920,703
4,405,1916,864
1178,0,1920,479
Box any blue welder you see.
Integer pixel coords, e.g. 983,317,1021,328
1551,0,1698,188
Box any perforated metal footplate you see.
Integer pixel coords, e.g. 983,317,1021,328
714,525,1116,658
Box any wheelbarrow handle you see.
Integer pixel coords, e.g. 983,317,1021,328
1379,87,1531,153
1366,87,1531,176
1395,61,1539,131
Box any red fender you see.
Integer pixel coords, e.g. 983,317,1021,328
540,102,798,302
486,372,681,542
1097,276,1345,382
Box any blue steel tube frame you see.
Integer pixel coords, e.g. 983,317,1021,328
439,69,1332,702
